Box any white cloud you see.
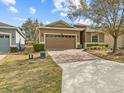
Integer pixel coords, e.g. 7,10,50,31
52,0,69,17
0,0,18,14
52,0,80,17
29,7,36,15
46,21,50,24
52,0,66,13
15,17,27,21
9,6,18,13
75,19,93,25
0,0,16,5
60,12,67,17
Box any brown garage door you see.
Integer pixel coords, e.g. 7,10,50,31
46,34,76,49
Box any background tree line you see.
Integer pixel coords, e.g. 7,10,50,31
22,18,43,41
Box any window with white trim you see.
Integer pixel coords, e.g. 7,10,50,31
5,35,9,38
92,33,98,42
0,34,4,38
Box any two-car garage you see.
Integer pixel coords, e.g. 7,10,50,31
45,34,76,50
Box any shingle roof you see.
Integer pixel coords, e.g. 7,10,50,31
74,24,87,28
46,20,74,28
0,22,14,27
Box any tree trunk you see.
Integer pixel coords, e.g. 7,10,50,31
113,36,118,53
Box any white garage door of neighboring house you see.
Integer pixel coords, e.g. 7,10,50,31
0,34,10,53
45,34,76,50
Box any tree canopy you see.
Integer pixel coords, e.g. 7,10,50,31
22,18,43,40
67,0,124,52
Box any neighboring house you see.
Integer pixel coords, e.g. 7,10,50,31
0,22,25,53
36,20,105,50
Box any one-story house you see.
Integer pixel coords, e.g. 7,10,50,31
0,22,25,53
36,20,124,50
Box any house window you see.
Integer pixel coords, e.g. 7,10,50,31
5,35,9,38
0,34,4,38
92,33,98,42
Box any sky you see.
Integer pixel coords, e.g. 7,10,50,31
0,0,92,27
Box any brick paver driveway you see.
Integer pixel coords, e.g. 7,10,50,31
48,49,124,93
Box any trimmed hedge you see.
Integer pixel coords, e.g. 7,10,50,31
33,44,45,52
10,47,18,53
86,44,108,50
87,44,108,48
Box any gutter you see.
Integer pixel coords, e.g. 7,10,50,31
38,26,85,31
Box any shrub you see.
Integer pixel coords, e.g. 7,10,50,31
119,47,124,49
87,44,108,48
33,44,45,52
86,44,108,50
10,47,18,53
77,44,83,49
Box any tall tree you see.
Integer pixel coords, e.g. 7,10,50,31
67,0,124,53
22,18,43,40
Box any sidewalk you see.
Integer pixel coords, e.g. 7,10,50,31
0,54,6,60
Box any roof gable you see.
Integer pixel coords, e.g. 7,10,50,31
46,20,73,28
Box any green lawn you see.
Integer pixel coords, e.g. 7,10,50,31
87,50,124,63
0,53,62,93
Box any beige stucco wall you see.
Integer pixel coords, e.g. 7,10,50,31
105,34,124,48
38,28,106,48
39,28,81,45
85,32,104,43
85,32,91,42
99,33,104,42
